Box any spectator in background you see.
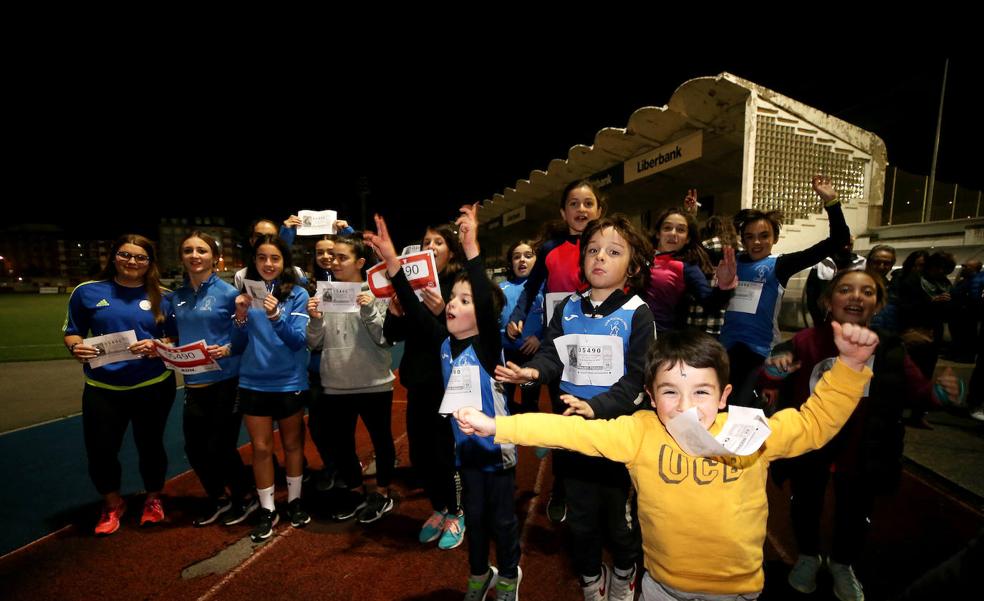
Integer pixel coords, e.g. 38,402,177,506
898,251,955,429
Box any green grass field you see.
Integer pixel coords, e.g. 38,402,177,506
0,294,73,362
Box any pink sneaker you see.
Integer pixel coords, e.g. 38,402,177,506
140,497,165,526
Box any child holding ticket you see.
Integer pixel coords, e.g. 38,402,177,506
495,214,654,601
168,232,253,528
306,235,396,524
368,204,518,600
458,325,878,601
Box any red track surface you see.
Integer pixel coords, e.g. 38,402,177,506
2,375,981,600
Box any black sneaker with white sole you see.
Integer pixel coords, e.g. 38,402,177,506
222,497,259,526
356,492,394,524
331,490,367,521
287,499,311,528
193,497,232,527
250,508,279,543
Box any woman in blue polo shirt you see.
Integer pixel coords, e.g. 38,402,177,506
231,234,312,543
63,234,176,536
169,231,254,528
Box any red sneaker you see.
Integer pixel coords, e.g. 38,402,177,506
94,502,126,536
140,497,165,526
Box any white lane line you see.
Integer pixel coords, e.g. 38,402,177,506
0,524,73,561
0,386,187,437
195,528,296,601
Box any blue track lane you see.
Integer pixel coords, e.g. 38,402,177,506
0,343,404,556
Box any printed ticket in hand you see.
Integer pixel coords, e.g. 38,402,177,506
316,281,363,313
544,292,574,325
665,405,772,457
153,339,221,375
438,365,491,415
84,330,139,369
553,333,624,387
242,279,269,310
367,250,441,302
296,209,337,236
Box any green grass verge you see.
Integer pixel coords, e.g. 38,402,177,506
0,294,74,362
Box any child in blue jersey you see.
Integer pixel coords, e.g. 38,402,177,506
168,232,254,527
306,235,397,524
499,240,544,414
365,205,520,600
496,214,656,601
506,179,607,523
720,175,849,392
231,235,312,543
64,234,176,535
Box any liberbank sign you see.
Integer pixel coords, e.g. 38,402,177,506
623,130,702,185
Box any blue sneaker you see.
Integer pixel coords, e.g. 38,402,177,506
438,513,466,550
419,510,447,543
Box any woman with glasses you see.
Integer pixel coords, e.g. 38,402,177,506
63,234,176,536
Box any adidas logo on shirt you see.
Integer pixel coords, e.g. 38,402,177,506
96,299,110,307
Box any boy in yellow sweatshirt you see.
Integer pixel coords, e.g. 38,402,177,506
455,322,877,600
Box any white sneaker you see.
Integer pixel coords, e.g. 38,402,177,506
970,408,984,422
828,560,864,601
608,565,636,601
580,565,608,601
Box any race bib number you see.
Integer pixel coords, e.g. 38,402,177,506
438,364,482,414
554,333,624,387
727,281,763,314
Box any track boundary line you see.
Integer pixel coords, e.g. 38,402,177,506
195,527,295,601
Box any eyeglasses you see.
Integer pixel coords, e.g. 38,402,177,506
116,251,151,264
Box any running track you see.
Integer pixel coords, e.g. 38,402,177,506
1,372,981,600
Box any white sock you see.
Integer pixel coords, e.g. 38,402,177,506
286,475,303,502
257,485,275,511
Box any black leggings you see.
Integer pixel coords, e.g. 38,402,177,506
183,378,249,501
461,467,521,578
328,390,396,489
565,464,641,577
82,375,176,496
789,459,874,565
406,384,459,512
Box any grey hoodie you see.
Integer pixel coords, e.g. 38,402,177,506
307,284,394,394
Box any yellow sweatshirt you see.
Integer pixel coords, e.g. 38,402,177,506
495,358,872,595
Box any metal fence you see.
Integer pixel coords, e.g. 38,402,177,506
883,166,983,225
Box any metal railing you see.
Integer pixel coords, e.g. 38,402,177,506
883,166,982,225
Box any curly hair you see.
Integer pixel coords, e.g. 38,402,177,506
578,214,653,294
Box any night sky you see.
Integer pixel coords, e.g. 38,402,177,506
8,52,978,249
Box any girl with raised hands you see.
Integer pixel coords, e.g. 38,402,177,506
645,201,737,333
720,175,850,390
371,219,466,550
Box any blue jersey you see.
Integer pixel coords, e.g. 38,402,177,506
169,273,241,385
499,277,544,351
557,292,645,401
64,280,173,390
719,255,782,357
232,284,311,392
441,338,516,472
